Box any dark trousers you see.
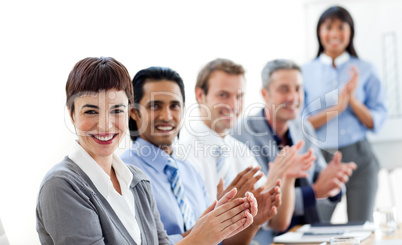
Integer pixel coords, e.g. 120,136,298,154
320,139,380,222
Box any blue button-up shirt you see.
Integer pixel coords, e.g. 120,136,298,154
120,138,210,244
302,52,387,148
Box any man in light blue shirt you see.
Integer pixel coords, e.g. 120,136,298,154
121,138,209,243
121,66,263,245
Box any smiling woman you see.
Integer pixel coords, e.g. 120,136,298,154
302,6,387,223
36,57,152,244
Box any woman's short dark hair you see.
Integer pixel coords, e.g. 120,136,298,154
316,6,358,58
65,57,133,116
129,66,185,141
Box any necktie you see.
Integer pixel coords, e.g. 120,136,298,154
165,157,196,231
215,146,235,188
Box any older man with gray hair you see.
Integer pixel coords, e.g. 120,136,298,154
232,59,357,234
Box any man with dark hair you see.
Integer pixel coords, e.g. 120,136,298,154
121,66,276,245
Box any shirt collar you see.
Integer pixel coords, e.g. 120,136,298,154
192,120,232,146
131,137,172,174
319,52,350,67
113,153,133,190
262,109,293,147
68,140,133,198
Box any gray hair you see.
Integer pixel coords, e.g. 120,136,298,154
261,59,301,88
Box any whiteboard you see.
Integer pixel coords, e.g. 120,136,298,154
303,0,402,143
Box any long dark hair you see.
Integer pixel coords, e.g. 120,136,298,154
316,6,358,58
129,66,185,141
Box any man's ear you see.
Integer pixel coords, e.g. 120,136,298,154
195,87,205,104
130,107,139,121
261,87,270,104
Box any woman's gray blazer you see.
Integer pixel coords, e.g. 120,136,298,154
36,157,169,245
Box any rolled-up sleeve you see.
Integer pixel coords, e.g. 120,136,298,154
364,68,387,133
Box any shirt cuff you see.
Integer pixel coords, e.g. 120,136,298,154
294,187,304,216
169,234,183,244
370,109,387,133
301,185,317,210
261,220,273,230
328,186,344,202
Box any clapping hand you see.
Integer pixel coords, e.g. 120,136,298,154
265,140,314,188
185,188,258,245
313,151,357,198
252,179,281,226
217,166,263,200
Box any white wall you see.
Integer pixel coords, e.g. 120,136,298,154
0,0,399,244
0,1,307,244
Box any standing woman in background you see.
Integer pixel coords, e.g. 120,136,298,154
302,6,387,223
36,57,257,245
